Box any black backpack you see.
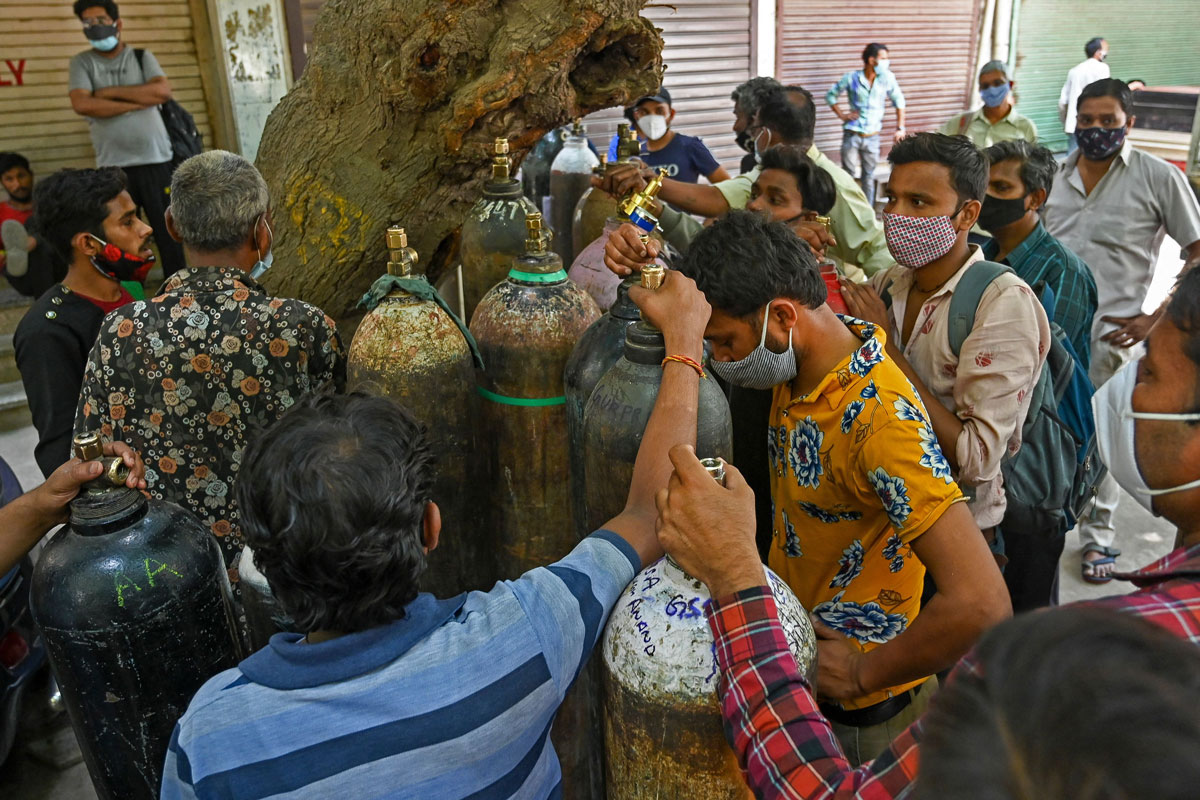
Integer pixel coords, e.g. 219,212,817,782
134,48,203,165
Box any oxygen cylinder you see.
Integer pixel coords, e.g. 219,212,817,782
237,543,294,654
30,433,242,800
461,137,540,322
572,123,640,256
549,120,600,266
582,269,733,533
569,168,668,311
563,275,640,540
521,125,567,217
470,212,600,576
347,227,489,594
602,544,817,799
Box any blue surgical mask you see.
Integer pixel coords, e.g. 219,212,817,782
709,305,797,390
250,217,274,280
980,83,1011,108
90,35,119,52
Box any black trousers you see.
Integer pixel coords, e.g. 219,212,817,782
122,160,186,278
6,232,67,298
1001,523,1066,613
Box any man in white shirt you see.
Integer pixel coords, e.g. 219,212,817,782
1058,37,1110,155
1044,78,1200,582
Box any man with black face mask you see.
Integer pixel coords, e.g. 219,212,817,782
1045,78,1200,583
13,166,145,476
979,139,1096,368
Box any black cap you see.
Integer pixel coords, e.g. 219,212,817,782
635,86,672,107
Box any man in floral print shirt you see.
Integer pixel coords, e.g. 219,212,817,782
74,150,345,578
662,211,1009,764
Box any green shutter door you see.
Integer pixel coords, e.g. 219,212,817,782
1015,0,1200,152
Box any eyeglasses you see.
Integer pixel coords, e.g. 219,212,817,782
81,16,114,27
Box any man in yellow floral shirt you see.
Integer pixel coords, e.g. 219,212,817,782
74,151,345,583
658,210,1010,764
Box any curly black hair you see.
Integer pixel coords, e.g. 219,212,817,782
678,209,825,318
31,167,127,263
236,392,435,634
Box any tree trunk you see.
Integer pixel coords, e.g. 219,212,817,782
255,0,663,319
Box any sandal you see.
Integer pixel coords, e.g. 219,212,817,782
1081,545,1121,585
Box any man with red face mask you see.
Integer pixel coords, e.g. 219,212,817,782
13,166,148,476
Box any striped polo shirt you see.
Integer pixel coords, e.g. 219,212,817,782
160,531,639,799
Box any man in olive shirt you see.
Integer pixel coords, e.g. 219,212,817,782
940,61,1038,148
601,84,893,278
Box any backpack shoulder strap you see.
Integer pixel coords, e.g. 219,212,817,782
947,260,1013,357
133,47,146,79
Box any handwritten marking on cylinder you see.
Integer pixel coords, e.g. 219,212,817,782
115,573,143,607
144,558,183,588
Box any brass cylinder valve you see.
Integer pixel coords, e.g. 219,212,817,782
640,263,665,290
385,226,419,277
492,137,511,180
616,122,641,163
621,167,668,233
73,432,131,490
524,212,551,254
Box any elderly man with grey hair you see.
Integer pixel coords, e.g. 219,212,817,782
940,60,1038,148
74,149,345,581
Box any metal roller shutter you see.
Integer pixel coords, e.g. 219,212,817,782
1015,0,1200,152
777,0,984,161
582,0,755,174
0,1,214,175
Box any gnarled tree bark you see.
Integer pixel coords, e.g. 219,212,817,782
255,0,663,319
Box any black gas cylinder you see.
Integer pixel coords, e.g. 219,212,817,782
30,434,242,800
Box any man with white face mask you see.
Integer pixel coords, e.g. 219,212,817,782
841,133,1051,557
620,87,730,185
650,209,1011,764
827,43,907,206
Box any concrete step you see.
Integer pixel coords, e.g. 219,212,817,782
0,379,31,432
0,334,20,384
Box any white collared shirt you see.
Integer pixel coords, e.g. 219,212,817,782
1044,141,1200,338
1058,57,1110,133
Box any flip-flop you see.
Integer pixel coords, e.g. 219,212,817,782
1081,545,1121,585
1,219,29,278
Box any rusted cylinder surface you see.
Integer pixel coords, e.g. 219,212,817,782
470,272,600,575
347,290,489,595
602,558,817,799
461,180,538,323
573,186,620,259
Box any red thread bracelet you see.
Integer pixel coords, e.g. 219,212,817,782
661,354,706,378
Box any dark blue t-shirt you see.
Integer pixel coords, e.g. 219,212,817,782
605,132,721,184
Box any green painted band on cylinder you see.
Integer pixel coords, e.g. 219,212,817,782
477,386,567,406
508,268,568,283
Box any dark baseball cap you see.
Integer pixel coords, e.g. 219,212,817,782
635,86,672,107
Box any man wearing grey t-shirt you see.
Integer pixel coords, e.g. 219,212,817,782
67,1,185,277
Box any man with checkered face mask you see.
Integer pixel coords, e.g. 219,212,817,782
840,132,1050,561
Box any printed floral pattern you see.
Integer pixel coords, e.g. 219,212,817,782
893,395,925,423
848,336,884,377
861,381,878,400
783,510,803,557
840,400,865,434
917,423,954,483
813,592,908,644
789,416,825,488
867,466,913,529
75,268,345,570
829,540,865,588
882,534,907,573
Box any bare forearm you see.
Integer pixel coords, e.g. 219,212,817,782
0,493,57,575
830,103,848,122
858,591,990,693
658,179,731,219
95,80,171,105
896,109,906,129
73,95,148,118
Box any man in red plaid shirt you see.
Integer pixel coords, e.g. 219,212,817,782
653,266,1200,798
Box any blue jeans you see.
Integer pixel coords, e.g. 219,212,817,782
841,130,881,206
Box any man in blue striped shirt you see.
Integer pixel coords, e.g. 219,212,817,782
826,43,907,207
159,272,712,799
